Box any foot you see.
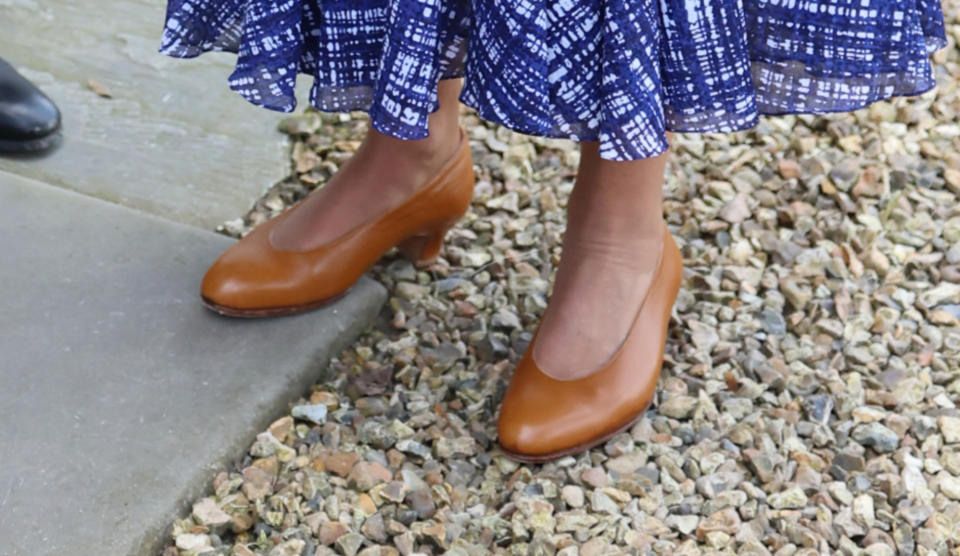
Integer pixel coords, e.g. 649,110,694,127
270,80,463,251
531,142,670,380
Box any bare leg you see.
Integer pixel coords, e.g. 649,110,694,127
532,134,673,380
271,79,464,250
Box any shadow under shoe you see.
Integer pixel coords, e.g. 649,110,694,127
200,127,475,318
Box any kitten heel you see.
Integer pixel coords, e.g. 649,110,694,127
397,226,450,268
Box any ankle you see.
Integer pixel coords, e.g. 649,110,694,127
367,122,458,155
566,203,663,241
344,128,457,201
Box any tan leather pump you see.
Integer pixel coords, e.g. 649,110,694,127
200,127,475,317
497,222,683,462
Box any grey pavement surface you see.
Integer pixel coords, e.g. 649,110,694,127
0,0,302,228
0,173,387,555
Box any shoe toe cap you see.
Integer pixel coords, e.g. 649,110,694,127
201,258,253,307
200,236,283,309
497,382,573,458
497,414,556,457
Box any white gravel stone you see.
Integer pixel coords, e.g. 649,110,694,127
291,403,328,424
561,485,585,508
768,487,808,509
938,416,960,443
938,472,960,500
666,515,699,535
853,494,876,528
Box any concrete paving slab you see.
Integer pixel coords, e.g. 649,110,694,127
0,171,387,555
0,0,311,228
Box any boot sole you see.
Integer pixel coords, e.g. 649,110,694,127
0,129,62,154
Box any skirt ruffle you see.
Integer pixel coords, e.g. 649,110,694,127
159,0,948,161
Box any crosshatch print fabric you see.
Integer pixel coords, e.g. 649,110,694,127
160,0,948,161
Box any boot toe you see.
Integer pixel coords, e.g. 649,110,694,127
0,59,61,142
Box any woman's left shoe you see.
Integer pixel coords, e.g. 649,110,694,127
497,221,683,463
200,127,475,317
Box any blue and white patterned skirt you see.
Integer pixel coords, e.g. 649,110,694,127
159,0,948,161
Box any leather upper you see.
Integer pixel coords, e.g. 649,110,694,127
0,59,61,141
497,224,683,459
201,128,475,311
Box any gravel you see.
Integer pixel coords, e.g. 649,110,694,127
163,8,960,554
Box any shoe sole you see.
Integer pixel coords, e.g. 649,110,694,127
200,289,349,318
0,129,62,154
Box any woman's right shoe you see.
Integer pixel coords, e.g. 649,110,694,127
200,127,475,317
497,222,683,462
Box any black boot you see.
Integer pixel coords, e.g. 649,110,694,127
0,58,61,154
